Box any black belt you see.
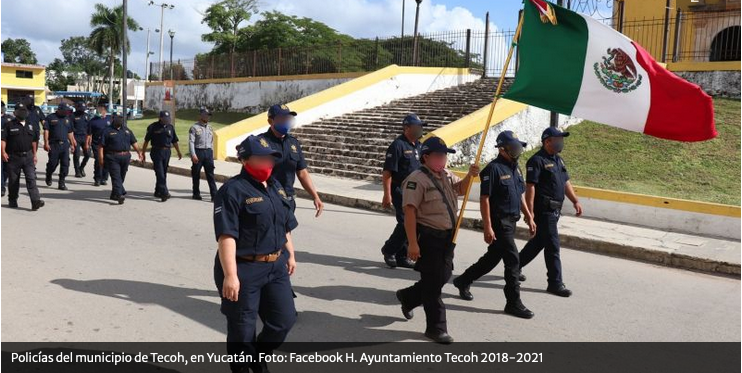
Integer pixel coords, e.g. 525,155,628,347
417,224,452,239
50,140,67,145
106,151,129,155
10,151,31,156
195,148,212,151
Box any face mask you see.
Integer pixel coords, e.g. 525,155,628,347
244,163,273,182
15,109,28,121
411,126,424,139
426,156,447,173
506,143,524,161
274,121,292,136
552,141,565,153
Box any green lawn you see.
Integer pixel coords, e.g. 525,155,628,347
127,109,253,156
456,98,741,205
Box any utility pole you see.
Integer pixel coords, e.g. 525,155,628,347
122,0,128,125
412,0,423,66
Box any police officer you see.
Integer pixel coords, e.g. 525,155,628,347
380,113,425,268
98,114,144,204
452,131,536,319
43,103,76,190
21,95,45,138
394,136,478,344
213,135,298,373
72,102,91,178
1,101,13,197
259,104,323,216
519,127,582,297
142,111,182,201
189,107,217,200
1,102,44,210
88,101,111,186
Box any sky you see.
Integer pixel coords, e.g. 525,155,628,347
0,0,609,78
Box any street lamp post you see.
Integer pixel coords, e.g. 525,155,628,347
148,1,175,80
412,0,423,66
400,0,405,65
168,29,175,80
142,27,159,82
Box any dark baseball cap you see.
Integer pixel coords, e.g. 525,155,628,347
75,101,87,110
541,127,570,141
14,102,27,110
496,130,527,148
268,104,297,118
237,135,281,160
403,113,427,127
199,107,211,116
57,102,71,112
421,136,456,155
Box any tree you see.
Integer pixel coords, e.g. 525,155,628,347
59,36,108,92
237,11,352,51
88,3,139,108
46,58,76,92
1,38,38,64
201,0,258,76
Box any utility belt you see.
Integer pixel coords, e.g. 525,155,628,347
194,148,212,151
236,249,283,263
152,146,171,150
417,224,452,240
105,150,130,155
10,150,32,157
539,195,563,212
49,140,68,145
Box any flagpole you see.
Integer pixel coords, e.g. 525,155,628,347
452,13,524,244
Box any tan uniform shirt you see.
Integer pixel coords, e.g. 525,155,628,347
402,166,463,230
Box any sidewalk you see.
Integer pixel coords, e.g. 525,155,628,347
133,156,741,276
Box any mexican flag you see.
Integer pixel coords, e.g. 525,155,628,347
503,0,717,142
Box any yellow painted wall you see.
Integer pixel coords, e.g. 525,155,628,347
0,64,46,105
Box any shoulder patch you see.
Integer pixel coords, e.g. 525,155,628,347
406,181,417,190
246,197,264,205
500,175,512,180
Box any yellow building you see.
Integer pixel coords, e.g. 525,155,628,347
615,0,740,63
1,62,47,106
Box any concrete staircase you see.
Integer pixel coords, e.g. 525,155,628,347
291,77,512,182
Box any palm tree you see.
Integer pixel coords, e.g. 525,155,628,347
89,3,139,110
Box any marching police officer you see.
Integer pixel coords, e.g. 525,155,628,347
98,114,144,204
380,113,425,268
453,131,536,319
1,102,44,210
394,136,478,344
519,127,582,297
1,101,12,197
87,101,111,186
259,104,323,216
43,103,76,190
189,107,217,200
72,102,91,178
142,111,182,202
21,95,45,138
213,135,298,373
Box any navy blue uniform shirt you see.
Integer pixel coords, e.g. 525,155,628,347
526,148,570,203
89,114,112,146
213,170,299,256
480,155,525,218
43,113,73,142
144,121,179,148
100,125,137,152
72,113,90,138
260,129,307,196
26,105,45,134
384,134,422,185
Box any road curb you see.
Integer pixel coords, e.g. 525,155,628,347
131,160,741,277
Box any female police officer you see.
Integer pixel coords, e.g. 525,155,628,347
395,136,478,344
213,135,298,373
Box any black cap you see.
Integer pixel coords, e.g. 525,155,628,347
403,113,427,127
541,127,570,141
14,102,27,110
159,110,171,118
496,130,527,148
199,107,211,116
75,101,87,110
421,136,456,155
57,102,71,112
268,104,297,118
237,135,281,160
96,99,108,108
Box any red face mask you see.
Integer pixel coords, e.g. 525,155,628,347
244,163,273,182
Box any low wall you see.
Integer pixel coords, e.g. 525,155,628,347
667,61,741,98
144,73,365,112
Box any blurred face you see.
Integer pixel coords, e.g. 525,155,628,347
160,116,171,125
245,154,275,169
423,152,448,173
404,124,424,140
199,112,210,123
545,137,565,153
269,114,295,136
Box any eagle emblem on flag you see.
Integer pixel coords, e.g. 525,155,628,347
594,47,643,93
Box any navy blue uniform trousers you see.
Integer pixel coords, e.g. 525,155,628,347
214,251,296,373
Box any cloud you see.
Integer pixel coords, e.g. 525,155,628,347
1,0,496,78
